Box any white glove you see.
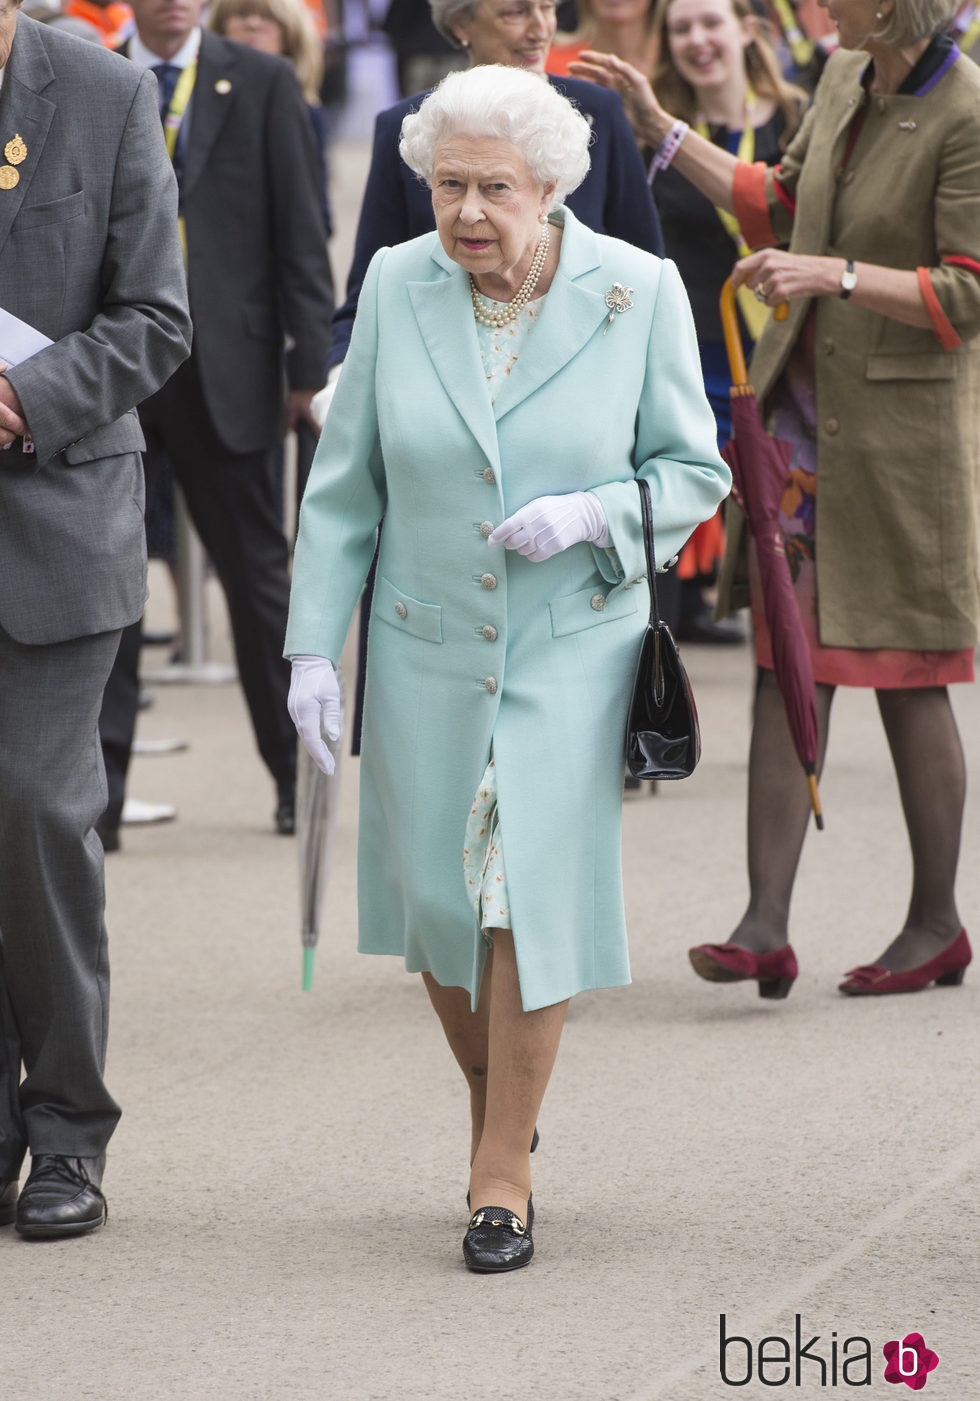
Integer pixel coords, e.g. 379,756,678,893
288,655,342,775
488,491,611,562
309,364,342,430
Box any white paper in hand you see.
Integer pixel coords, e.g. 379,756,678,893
0,307,53,366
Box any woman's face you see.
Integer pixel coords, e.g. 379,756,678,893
451,0,558,73
664,0,753,90
819,0,881,50
431,136,554,283
223,12,286,54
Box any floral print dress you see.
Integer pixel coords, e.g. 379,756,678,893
462,298,542,937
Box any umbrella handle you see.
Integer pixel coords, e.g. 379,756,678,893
720,277,789,389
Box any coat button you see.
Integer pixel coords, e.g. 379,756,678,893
484,677,497,694
822,338,834,355
590,593,606,611
481,572,498,590
480,521,494,538
482,624,498,641
394,601,407,618
483,467,496,485
825,417,840,435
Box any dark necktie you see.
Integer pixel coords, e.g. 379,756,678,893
151,63,181,122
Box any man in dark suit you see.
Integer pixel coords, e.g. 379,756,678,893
0,2,191,1237
99,0,335,844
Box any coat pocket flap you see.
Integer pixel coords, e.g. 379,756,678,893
374,575,444,643
549,582,639,638
865,354,957,381
242,302,279,343
61,412,146,464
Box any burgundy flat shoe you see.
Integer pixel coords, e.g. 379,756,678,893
839,928,971,996
688,942,798,999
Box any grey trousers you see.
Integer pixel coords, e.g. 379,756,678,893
0,622,123,1177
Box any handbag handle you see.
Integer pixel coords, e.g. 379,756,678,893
636,477,662,630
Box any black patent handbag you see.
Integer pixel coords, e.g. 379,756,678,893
625,478,701,780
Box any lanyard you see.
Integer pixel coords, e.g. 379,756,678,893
696,89,769,341
770,0,815,67
161,60,197,264
162,60,197,162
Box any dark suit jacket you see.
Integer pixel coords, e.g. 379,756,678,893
328,75,663,370
1,17,191,644
123,32,334,454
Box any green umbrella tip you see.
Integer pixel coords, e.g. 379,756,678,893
302,946,316,992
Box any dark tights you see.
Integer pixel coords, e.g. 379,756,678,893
731,671,965,968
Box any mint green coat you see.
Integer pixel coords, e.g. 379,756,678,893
286,208,730,1010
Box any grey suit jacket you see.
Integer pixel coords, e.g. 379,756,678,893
0,16,191,645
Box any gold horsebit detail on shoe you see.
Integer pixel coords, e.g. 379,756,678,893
470,1209,525,1235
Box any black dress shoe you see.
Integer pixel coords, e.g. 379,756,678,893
15,1155,107,1239
463,1197,534,1273
0,1178,17,1227
274,791,295,835
676,602,746,646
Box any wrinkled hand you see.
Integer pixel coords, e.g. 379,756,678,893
288,655,342,775
0,364,28,447
568,50,669,146
734,249,844,306
310,365,342,429
488,491,610,563
286,388,321,435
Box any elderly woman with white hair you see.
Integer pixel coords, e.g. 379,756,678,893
286,65,729,1273
575,0,980,1000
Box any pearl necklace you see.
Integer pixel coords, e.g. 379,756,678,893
469,225,550,329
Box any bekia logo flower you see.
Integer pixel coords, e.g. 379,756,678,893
883,1333,939,1390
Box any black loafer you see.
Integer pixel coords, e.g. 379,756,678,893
275,791,296,835
0,1178,17,1227
463,1197,534,1273
15,1155,107,1239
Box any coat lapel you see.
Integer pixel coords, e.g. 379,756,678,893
408,243,500,469
489,210,607,423
0,18,56,260
179,32,237,203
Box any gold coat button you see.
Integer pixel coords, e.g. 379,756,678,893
484,677,498,694
825,418,840,435
822,338,834,355
394,601,407,619
590,593,606,611
481,573,498,590
483,467,496,485
482,624,498,641
480,521,494,538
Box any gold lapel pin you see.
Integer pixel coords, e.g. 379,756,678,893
0,133,27,189
4,134,26,165
215,78,232,94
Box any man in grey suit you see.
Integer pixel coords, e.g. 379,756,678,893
0,1,191,1238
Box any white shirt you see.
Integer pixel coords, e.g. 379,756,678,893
128,27,201,72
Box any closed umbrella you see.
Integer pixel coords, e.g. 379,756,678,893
297,674,345,989
719,278,823,829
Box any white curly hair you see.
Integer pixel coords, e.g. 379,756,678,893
399,66,592,208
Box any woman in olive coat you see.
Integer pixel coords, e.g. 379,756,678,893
574,0,980,999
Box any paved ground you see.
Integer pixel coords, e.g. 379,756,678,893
2,140,978,1401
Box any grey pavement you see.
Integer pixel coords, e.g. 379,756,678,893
2,139,978,1401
